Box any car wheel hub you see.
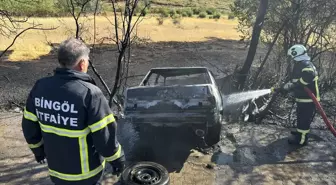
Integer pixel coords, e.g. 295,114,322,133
132,168,161,184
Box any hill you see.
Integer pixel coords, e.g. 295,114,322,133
151,0,233,9
145,0,234,14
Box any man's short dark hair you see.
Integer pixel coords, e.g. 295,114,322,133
58,38,90,68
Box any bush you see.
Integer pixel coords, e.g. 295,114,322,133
150,7,160,14
159,8,169,17
176,9,182,14
169,9,176,17
198,11,207,18
116,6,123,12
228,13,235,20
183,8,193,17
213,12,221,19
157,17,165,25
172,15,182,25
181,11,188,17
193,8,201,15
206,8,216,15
140,8,148,16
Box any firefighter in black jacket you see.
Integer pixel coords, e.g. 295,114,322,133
21,38,126,185
274,44,320,146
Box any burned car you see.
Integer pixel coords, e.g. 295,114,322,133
123,67,224,145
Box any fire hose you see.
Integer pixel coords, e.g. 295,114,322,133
303,87,336,137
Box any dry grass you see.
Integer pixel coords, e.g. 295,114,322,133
0,16,239,61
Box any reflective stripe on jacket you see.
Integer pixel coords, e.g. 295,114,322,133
22,68,124,185
289,60,320,103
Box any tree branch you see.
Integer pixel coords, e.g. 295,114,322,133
252,22,286,88
0,24,57,59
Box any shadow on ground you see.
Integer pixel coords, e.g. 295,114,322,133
0,156,51,185
124,126,203,173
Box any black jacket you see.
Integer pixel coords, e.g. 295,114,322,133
22,68,124,185
287,60,320,103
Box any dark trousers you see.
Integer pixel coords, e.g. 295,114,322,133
296,102,316,130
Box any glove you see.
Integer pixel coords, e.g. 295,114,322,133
35,154,46,164
282,82,293,91
109,155,126,176
271,87,280,93
32,145,46,164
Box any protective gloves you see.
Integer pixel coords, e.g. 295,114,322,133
282,82,294,91
33,145,46,164
35,154,46,164
271,87,280,93
271,82,295,94
109,155,126,176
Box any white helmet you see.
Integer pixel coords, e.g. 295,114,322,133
287,44,307,58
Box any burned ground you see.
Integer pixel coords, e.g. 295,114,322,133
0,38,259,107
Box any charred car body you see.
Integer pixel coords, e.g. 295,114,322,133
123,67,224,145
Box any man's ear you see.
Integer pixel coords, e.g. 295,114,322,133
78,59,85,71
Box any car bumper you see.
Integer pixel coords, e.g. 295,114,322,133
124,112,217,127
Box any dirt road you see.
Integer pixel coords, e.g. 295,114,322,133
0,111,217,185
1,111,336,185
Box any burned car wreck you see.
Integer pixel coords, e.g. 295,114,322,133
123,67,224,145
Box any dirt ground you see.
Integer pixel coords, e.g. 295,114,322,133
1,111,336,185
0,111,217,185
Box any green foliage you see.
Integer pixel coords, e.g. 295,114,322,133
116,6,123,13
135,6,148,16
228,13,235,19
206,8,216,15
169,9,176,17
185,9,193,17
0,0,58,16
198,11,207,18
158,7,169,17
230,0,259,40
192,8,201,15
213,12,221,19
0,0,232,18
172,14,182,25
140,8,148,16
181,11,188,17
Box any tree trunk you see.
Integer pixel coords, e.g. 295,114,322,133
251,23,285,88
237,0,269,90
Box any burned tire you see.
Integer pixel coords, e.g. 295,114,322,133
120,161,170,185
205,114,222,146
205,124,221,146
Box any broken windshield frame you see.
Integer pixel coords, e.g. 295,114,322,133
141,68,212,86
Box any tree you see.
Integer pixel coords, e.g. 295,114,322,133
0,0,57,59
107,0,150,108
236,0,269,90
231,0,336,123
63,0,149,111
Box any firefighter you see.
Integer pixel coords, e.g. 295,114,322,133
21,38,126,185
273,44,320,146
